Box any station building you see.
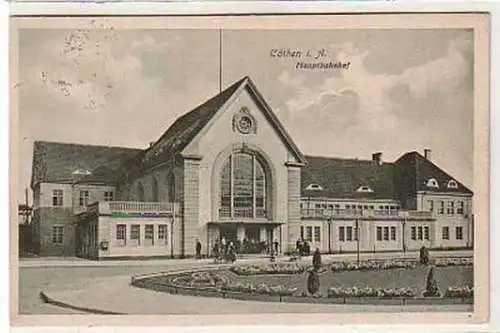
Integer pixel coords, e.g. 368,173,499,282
29,76,473,259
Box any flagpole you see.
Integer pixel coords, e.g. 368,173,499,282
219,29,223,93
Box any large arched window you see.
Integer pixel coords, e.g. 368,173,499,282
220,152,267,219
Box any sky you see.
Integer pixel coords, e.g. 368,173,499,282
16,28,474,204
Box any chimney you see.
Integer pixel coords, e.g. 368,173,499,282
372,152,382,165
424,148,432,160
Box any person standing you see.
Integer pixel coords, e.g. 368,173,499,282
312,248,322,271
195,239,202,259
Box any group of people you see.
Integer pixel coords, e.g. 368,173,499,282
212,237,237,263
296,238,312,256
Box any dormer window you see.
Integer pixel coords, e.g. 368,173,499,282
356,185,374,193
447,180,458,189
426,178,439,188
306,183,323,191
72,169,92,176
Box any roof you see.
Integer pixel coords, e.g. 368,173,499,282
140,75,307,169
301,151,472,200
301,155,397,200
30,141,142,188
394,151,473,194
139,77,247,168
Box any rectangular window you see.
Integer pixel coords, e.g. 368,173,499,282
390,226,396,241
314,226,321,243
456,226,463,240
104,191,114,202
457,201,464,215
130,224,140,245
418,226,423,240
424,226,430,240
383,226,389,241
145,224,154,246
427,200,434,212
158,224,168,244
306,226,313,242
376,226,382,241
447,201,454,215
442,226,450,240
116,224,126,240
115,224,126,246
338,226,345,241
51,226,63,244
158,224,168,245
300,226,304,240
79,190,90,207
52,189,63,207
346,226,353,241
411,226,416,240
438,201,445,215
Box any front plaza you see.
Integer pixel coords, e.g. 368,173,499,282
29,76,473,260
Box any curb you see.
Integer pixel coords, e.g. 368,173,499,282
39,291,125,315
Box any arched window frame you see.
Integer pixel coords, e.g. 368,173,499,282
219,151,268,219
447,180,458,189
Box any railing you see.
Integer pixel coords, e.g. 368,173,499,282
82,201,177,215
301,208,402,219
218,207,267,219
107,201,175,213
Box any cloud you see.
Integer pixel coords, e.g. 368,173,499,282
280,36,471,133
400,38,470,99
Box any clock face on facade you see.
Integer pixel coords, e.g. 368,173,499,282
234,108,256,134
237,116,253,134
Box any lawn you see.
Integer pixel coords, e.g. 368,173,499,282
219,265,473,294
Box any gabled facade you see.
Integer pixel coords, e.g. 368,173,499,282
29,76,473,259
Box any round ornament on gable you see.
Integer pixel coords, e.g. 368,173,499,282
233,107,257,134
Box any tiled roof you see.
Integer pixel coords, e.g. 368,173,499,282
30,141,142,187
302,152,473,200
394,152,473,194
139,77,247,168
301,155,397,199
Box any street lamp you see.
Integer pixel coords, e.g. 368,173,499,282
355,218,360,265
400,211,409,253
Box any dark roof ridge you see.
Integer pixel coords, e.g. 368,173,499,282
304,154,393,165
34,140,143,152
148,76,248,152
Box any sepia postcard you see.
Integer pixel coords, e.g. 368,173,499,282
9,13,490,327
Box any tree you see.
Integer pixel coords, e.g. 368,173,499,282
307,269,320,295
423,266,440,297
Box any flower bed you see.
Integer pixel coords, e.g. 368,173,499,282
435,257,473,267
219,281,299,296
330,260,417,272
327,286,416,298
230,262,307,275
444,285,473,298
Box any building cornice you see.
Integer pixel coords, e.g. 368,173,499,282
284,161,306,168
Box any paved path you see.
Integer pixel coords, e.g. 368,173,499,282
19,249,472,267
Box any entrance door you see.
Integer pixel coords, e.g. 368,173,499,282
219,225,238,244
